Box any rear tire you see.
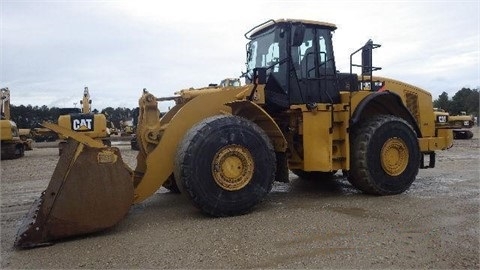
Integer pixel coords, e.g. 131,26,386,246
348,115,420,195
174,115,276,216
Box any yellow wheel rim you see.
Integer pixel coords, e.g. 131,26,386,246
212,145,254,191
380,138,409,176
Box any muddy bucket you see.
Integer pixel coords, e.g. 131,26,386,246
14,139,133,248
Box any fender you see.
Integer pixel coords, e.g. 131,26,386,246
227,100,287,152
350,91,422,137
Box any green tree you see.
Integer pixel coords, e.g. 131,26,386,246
451,88,479,116
101,107,133,128
465,89,479,117
433,92,450,111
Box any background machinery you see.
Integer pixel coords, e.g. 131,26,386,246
219,78,242,87
57,87,111,155
30,124,59,142
433,108,475,139
449,111,475,139
17,128,34,150
15,19,454,248
1,88,31,159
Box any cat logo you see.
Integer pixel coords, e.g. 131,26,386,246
71,114,94,132
436,115,447,123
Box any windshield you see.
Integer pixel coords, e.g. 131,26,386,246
245,28,282,82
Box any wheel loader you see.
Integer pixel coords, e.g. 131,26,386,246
433,108,475,139
15,19,454,248
449,111,475,139
1,88,29,159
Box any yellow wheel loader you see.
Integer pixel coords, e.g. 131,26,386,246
433,109,475,139
15,19,454,248
449,111,475,139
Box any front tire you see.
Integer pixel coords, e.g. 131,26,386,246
174,115,276,217
348,115,420,195
162,174,180,193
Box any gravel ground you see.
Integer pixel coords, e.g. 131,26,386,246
1,129,479,269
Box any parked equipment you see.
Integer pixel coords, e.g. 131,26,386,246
57,87,111,155
1,88,29,159
31,125,59,142
433,109,475,139
15,19,454,248
449,111,475,139
18,128,34,150
219,78,242,87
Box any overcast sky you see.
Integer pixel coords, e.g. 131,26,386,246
1,0,479,111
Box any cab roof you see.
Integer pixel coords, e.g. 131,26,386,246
248,19,337,38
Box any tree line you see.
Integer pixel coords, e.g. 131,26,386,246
7,87,479,129
9,105,138,129
433,88,479,117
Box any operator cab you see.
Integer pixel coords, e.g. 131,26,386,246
244,19,356,111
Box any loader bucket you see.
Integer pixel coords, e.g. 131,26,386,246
14,139,133,248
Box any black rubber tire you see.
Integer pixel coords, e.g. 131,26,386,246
453,130,473,140
14,144,25,159
102,139,112,147
290,169,336,180
174,115,276,217
466,130,474,139
131,136,139,150
348,115,420,195
162,174,180,193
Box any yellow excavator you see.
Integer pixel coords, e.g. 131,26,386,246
1,88,32,159
15,19,454,248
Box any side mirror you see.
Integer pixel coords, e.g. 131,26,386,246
361,40,373,76
291,24,305,47
361,39,381,76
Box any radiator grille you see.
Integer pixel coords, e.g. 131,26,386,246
405,91,419,122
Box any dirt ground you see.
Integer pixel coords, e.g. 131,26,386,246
1,129,479,269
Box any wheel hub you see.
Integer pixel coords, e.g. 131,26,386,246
381,137,409,176
212,145,254,191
